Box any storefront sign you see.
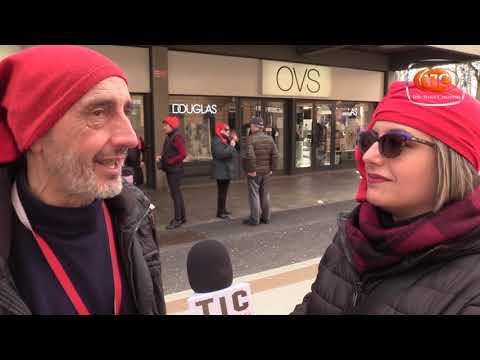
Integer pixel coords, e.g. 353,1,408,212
265,106,283,113
262,60,332,98
342,109,358,117
170,104,218,114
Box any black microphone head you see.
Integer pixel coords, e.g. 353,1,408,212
187,240,233,293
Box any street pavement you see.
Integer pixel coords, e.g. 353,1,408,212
141,169,360,314
160,200,357,314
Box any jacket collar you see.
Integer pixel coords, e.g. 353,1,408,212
167,128,179,138
0,170,152,265
104,181,153,232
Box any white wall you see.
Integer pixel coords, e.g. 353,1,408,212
85,45,150,93
168,50,384,102
168,51,260,97
0,45,23,60
5,45,151,93
330,67,384,102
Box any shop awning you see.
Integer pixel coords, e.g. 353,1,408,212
296,45,480,70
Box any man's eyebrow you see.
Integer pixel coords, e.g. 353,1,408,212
83,98,133,111
83,99,116,110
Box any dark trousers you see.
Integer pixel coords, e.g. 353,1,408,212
133,166,144,186
247,175,271,224
216,179,230,215
166,172,186,222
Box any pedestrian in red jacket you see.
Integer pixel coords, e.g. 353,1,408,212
156,116,187,230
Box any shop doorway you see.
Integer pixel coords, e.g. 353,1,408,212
130,93,155,188
294,101,335,172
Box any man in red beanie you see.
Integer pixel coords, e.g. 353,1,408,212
0,46,165,315
156,115,187,230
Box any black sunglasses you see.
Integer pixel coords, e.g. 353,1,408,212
358,129,435,158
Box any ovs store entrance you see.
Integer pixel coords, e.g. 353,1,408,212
293,101,375,173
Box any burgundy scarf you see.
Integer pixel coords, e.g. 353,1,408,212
346,186,480,275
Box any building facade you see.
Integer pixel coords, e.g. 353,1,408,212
2,45,479,190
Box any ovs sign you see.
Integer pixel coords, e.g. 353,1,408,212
262,60,332,98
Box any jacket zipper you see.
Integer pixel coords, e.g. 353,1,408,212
125,203,154,312
352,281,363,307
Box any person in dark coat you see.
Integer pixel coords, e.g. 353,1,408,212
0,46,165,315
156,116,187,230
211,122,238,219
241,117,279,226
293,81,480,315
123,134,145,186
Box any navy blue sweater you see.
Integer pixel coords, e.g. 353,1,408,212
10,170,137,315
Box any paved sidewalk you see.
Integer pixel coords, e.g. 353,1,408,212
144,169,360,232
146,169,360,314
159,200,357,294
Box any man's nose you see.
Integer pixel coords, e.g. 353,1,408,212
112,113,138,149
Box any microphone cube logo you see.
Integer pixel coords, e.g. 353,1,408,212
406,59,467,107
188,283,254,315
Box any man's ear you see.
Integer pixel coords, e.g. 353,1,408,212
29,140,43,154
29,135,48,155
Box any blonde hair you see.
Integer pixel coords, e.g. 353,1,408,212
433,138,480,212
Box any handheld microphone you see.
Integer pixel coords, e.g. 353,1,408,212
186,240,254,315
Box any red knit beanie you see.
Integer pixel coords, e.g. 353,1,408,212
0,45,128,164
163,116,180,129
214,121,228,144
355,81,480,202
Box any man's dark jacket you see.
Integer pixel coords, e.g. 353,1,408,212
0,165,166,315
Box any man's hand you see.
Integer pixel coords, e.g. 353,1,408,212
156,155,161,163
268,171,273,176
248,172,256,177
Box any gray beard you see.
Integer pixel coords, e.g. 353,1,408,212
43,147,123,200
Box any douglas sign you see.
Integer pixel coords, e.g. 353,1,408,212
170,104,218,115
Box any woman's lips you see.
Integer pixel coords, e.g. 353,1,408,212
367,173,391,184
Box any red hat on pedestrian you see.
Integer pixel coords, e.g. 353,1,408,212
163,116,180,129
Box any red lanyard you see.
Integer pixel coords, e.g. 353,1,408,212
31,201,122,315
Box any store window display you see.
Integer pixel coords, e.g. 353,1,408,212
335,102,375,164
264,102,285,170
295,104,313,168
169,96,236,162
315,104,333,167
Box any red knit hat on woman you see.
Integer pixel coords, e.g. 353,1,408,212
355,81,480,202
214,121,228,144
0,45,128,165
